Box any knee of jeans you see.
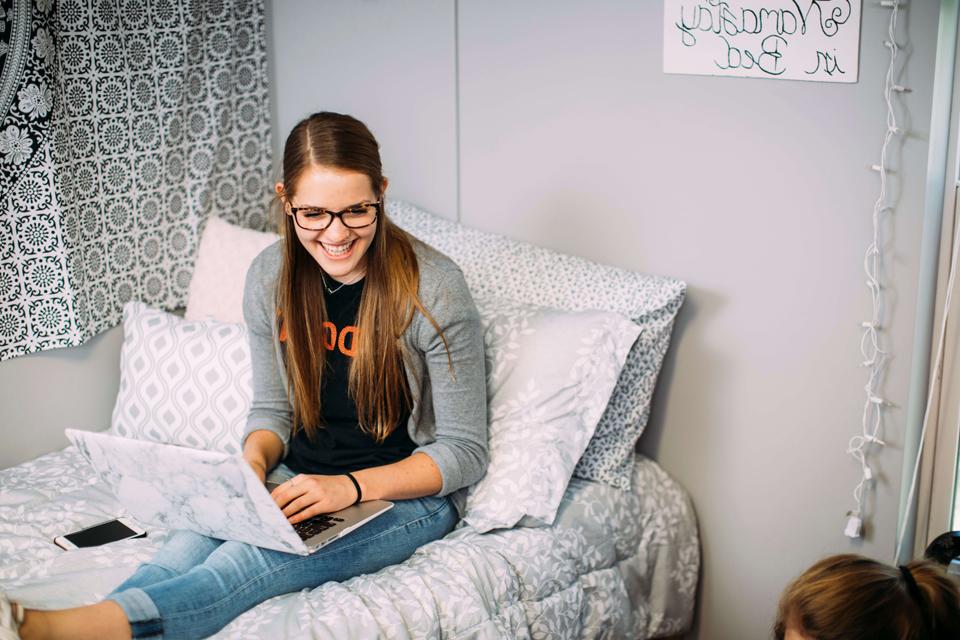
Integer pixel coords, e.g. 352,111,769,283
418,496,455,521
148,530,222,573
406,497,458,536
202,540,275,584
437,499,459,533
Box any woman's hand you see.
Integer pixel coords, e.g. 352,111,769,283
271,474,359,523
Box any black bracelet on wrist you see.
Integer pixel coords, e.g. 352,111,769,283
344,472,362,505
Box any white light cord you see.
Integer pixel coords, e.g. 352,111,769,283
845,0,905,538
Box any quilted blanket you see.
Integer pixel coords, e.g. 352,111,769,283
0,446,698,638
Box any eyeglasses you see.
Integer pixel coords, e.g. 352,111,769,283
288,199,381,231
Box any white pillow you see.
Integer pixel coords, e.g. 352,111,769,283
185,216,279,323
109,301,253,454
461,296,642,533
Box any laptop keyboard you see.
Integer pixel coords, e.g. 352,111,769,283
293,514,346,540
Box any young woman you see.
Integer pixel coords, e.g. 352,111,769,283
3,112,489,640
775,553,960,640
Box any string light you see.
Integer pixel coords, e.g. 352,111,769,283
845,0,908,539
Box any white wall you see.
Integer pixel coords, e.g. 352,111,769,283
272,1,941,637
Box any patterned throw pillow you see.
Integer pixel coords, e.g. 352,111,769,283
390,200,685,491
109,301,252,454
461,296,641,533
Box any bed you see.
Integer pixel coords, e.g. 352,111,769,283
0,201,699,638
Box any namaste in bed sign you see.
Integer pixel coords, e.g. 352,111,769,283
663,0,862,83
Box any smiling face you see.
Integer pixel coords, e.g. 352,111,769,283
279,165,385,284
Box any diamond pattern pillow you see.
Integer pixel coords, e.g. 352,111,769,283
109,301,252,454
461,296,641,533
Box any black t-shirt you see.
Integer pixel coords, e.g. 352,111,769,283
283,278,416,475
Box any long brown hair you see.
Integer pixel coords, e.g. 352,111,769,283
774,554,960,640
275,112,449,443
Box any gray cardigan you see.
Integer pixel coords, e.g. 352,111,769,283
241,239,488,502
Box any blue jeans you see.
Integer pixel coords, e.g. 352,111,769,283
106,464,458,639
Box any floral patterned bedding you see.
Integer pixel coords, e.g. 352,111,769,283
0,445,698,638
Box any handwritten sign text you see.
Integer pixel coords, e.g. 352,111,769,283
663,0,862,83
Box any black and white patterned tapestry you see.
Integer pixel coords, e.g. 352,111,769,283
0,0,272,362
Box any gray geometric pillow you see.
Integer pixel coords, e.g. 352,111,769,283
109,301,252,454
390,200,685,491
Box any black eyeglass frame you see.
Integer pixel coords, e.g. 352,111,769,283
287,198,382,231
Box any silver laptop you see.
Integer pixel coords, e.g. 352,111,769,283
65,428,393,555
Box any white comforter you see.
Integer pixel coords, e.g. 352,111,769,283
0,447,698,638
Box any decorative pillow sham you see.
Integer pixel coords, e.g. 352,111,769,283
109,301,252,454
389,200,686,491
461,296,642,533
185,216,279,324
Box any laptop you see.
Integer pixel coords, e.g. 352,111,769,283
65,428,393,555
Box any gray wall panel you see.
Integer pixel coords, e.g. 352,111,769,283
458,1,939,637
0,325,123,469
270,0,458,219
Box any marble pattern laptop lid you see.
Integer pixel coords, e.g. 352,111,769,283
65,429,310,555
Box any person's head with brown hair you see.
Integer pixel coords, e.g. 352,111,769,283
774,554,960,640
274,111,449,443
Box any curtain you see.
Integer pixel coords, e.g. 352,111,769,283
0,0,272,362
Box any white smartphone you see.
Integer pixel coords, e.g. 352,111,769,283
53,517,147,550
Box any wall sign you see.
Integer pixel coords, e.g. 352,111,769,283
663,1,862,83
